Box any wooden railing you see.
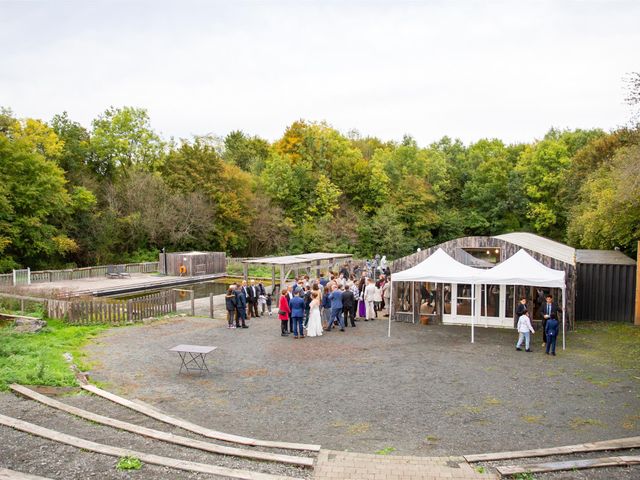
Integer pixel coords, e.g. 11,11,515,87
66,290,176,325
0,262,159,286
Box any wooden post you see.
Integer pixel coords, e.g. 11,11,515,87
271,266,276,295
127,300,132,322
635,241,640,326
280,264,285,294
209,293,214,319
190,291,195,317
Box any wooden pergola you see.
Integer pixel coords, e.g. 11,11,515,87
242,252,353,292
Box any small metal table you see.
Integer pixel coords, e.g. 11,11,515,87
169,345,217,375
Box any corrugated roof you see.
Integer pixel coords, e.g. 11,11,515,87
493,232,576,265
576,249,636,265
243,252,353,266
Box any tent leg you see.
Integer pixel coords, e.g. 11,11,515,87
471,284,475,344
388,281,393,338
412,282,416,324
562,287,566,350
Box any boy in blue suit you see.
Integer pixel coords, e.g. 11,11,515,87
545,313,559,356
289,291,305,339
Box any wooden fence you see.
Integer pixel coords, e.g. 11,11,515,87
66,290,177,325
0,262,159,286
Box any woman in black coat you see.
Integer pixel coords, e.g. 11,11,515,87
225,287,237,329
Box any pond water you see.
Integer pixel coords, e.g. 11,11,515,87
112,277,271,301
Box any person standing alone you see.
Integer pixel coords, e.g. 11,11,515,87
539,294,559,347
515,309,534,352
364,278,376,321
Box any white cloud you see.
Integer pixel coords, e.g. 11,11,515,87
1,0,638,145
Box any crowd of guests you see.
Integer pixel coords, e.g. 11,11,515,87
223,260,392,338
224,279,270,329
276,269,392,338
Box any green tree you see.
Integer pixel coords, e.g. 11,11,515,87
223,130,270,173
90,106,164,177
515,138,571,238
567,142,640,257
0,133,76,270
162,137,254,251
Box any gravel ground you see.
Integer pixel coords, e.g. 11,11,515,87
1,312,638,478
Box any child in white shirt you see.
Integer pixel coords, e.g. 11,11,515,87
516,310,535,352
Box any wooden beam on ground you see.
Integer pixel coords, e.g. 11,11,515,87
464,436,640,462
497,455,640,476
0,413,302,480
10,384,313,467
0,468,52,480
81,384,321,452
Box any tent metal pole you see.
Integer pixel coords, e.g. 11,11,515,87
562,286,566,350
412,282,416,324
388,281,393,338
471,283,475,343
483,284,487,327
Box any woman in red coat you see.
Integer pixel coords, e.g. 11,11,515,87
278,288,290,337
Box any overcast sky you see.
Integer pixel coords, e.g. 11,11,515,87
1,1,639,146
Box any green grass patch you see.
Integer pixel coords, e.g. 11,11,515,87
226,262,273,278
513,472,536,480
521,415,543,424
116,456,142,470
375,446,396,455
569,417,605,429
571,322,640,373
0,318,106,391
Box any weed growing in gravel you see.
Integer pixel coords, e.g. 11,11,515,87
425,435,439,442
475,466,486,474
347,422,370,435
569,417,604,429
484,396,502,406
0,319,106,390
116,456,142,470
375,447,396,455
513,472,536,480
521,415,543,424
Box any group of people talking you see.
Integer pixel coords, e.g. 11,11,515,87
276,270,391,338
515,293,561,355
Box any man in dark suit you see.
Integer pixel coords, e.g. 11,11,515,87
515,296,528,328
538,294,559,347
341,285,356,327
248,279,259,318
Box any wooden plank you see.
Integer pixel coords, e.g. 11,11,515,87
0,413,302,480
497,455,640,475
81,384,321,452
9,384,313,467
0,467,52,480
464,436,640,462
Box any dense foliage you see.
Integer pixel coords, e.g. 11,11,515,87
0,104,638,272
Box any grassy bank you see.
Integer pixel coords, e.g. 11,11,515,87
0,319,106,391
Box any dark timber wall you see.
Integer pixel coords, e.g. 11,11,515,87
576,263,637,322
390,236,577,327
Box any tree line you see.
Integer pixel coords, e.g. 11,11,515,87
0,100,638,273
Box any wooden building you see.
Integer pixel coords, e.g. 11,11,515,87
390,233,637,328
159,251,226,277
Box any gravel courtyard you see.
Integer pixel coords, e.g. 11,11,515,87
80,313,639,457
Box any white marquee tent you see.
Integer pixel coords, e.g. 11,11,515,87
389,248,567,349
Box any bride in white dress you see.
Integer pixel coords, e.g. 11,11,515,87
306,292,323,337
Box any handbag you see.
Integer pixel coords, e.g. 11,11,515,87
278,309,287,316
